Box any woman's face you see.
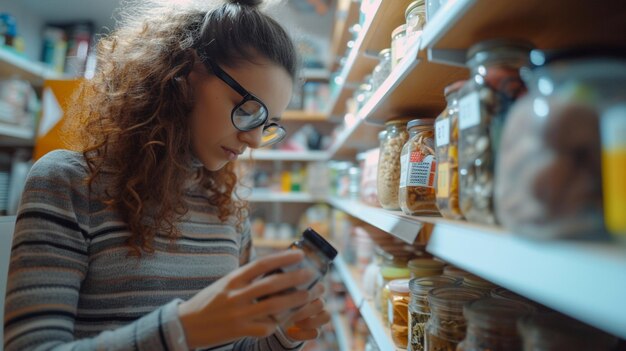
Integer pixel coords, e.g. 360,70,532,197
188,56,293,171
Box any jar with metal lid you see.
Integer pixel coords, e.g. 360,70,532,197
442,265,473,280
518,314,618,351
378,118,411,209
391,24,408,69
269,228,338,323
408,258,445,279
457,297,534,351
354,80,372,112
388,279,411,348
377,263,411,322
405,0,426,49
409,276,459,351
424,287,485,351
399,118,439,215
461,275,497,294
457,39,533,225
435,80,466,219
372,48,392,91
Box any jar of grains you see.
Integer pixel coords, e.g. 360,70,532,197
377,118,411,210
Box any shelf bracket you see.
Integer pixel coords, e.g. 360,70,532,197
427,48,467,67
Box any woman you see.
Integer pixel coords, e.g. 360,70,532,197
3,0,330,350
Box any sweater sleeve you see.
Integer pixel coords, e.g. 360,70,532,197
3,150,187,351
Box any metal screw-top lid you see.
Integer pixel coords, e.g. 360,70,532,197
405,0,426,19
466,39,534,66
303,227,338,260
379,48,392,57
391,24,407,39
407,118,435,129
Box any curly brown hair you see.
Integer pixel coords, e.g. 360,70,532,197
67,0,297,256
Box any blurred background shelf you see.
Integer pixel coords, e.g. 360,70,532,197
282,110,328,122
247,189,326,203
0,46,69,86
0,123,34,141
240,149,328,162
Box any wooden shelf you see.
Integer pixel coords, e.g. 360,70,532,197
421,0,626,66
282,110,328,122
330,0,361,72
0,47,69,86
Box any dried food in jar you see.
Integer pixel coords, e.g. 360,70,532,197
378,119,411,210
388,279,411,348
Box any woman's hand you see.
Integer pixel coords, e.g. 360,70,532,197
283,282,332,341
177,250,314,349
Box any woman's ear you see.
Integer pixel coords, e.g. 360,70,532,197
187,50,210,85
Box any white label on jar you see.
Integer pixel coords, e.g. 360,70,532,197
459,91,481,130
388,299,394,326
435,118,450,147
601,104,626,148
400,153,409,188
407,152,436,188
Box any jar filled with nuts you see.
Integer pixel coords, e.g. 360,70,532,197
435,81,466,220
424,287,485,351
457,39,533,225
378,118,411,210
457,298,534,351
399,118,439,215
408,276,459,351
388,279,411,349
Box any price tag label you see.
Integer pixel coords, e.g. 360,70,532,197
435,118,450,147
459,92,481,130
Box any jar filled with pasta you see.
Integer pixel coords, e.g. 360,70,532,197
435,80,466,219
399,118,439,215
388,279,411,348
408,276,459,351
378,118,411,210
457,39,532,225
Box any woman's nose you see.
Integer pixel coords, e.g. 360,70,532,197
238,125,264,149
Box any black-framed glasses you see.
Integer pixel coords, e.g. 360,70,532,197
202,58,287,148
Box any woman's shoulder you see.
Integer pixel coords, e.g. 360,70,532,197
29,149,89,184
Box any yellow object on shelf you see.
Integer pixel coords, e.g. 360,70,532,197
601,105,626,239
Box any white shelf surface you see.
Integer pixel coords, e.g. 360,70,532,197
333,254,399,351
0,123,34,141
427,223,626,339
247,189,325,203
239,149,328,161
330,312,351,351
0,47,69,85
327,197,423,244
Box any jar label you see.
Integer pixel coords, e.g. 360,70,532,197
435,118,450,147
388,299,394,326
437,162,450,197
459,91,481,130
406,152,436,188
400,153,409,188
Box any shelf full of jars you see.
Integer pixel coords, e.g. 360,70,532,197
322,0,626,350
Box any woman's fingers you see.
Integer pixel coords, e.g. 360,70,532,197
233,268,313,302
288,298,325,323
293,310,331,330
247,289,310,318
231,250,304,286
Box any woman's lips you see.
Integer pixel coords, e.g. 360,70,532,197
221,146,239,161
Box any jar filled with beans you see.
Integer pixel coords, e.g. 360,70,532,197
378,118,411,210
435,80,466,220
457,39,532,225
399,118,439,215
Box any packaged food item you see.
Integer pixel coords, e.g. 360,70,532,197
457,297,534,351
517,314,618,351
265,228,337,323
601,104,626,240
435,81,466,219
458,39,533,225
424,287,485,351
461,274,497,294
408,276,459,351
496,50,626,239
391,24,408,68
378,118,411,210
408,258,445,279
372,48,392,91
388,279,411,348
399,118,439,215
376,260,411,322
360,147,381,207
405,0,426,49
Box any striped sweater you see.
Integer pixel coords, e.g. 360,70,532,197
4,150,303,351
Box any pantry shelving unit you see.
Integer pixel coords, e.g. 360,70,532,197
248,189,325,203
0,46,69,87
240,149,328,162
325,0,626,346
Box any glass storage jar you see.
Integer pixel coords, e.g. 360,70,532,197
378,265,411,323
457,297,534,351
378,118,411,210
405,0,426,49
408,258,445,279
399,118,439,215
495,50,626,240
425,287,485,351
461,275,497,294
518,314,618,351
435,80,466,219
442,265,473,280
372,48,392,91
388,279,411,348
457,39,533,225
408,276,459,351
391,24,408,69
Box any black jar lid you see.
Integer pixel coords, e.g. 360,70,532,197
303,227,338,260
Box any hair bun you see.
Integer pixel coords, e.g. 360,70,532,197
227,0,263,7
